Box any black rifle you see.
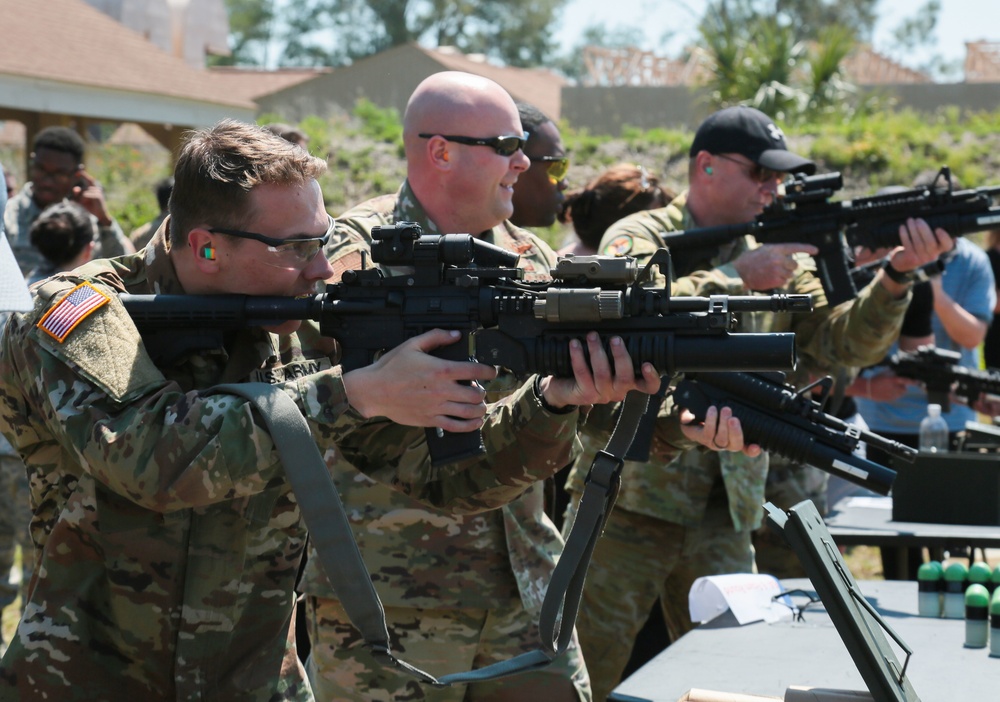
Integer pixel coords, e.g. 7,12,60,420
121,223,811,465
672,372,915,495
660,167,1000,306
888,345,1000,413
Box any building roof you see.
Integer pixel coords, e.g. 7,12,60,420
578,43,931,88
840,45,932,85
208,66,333,103
964,41,1000,83
582,46,711,87
424,46,567,120
254,43,568,122
0,0,255,125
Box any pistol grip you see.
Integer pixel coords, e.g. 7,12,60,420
426,330,487,467
425,427,487,467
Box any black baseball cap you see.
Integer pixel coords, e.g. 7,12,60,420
689,106,815,175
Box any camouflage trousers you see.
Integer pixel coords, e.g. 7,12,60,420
565,498,752,702
0,455,30,614
305,596,590,702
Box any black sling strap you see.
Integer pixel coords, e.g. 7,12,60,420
214,382,648,687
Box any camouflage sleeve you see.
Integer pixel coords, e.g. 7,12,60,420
599,213,747,296
325,376,585,514
0,295,363,513
669,265,747,297
791,268,911,373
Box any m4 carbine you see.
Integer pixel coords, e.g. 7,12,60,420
888,345,1000,413
660,167,1000,306
673,372,915,495
122,223,812,465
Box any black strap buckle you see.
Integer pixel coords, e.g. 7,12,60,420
586,450,624,491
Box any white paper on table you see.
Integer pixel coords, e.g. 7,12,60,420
688,573,792,625
838,496,893,510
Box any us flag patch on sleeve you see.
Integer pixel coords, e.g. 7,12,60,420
37,282,111,342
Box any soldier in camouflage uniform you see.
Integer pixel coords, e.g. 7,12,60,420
0,164,32,654
565,106,954,701
0,119,649,700
303,71,711,702
4,126,134,276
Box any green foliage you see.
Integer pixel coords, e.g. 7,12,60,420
299,115,335,158
799,108,1000,192
10,106,1000,237
237,0,567,68
351,99,403,145
213,0,277,67
697,3,873,125
84,144,170,234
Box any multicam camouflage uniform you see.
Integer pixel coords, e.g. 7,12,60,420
3,182,132,276
302,181,592,702
565,192,911,701
0,429,30,621
0,223,583,701
0,311,31,643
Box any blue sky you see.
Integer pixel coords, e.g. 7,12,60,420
554,0,1000,80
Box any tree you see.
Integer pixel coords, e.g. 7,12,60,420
695,0,878,43
885,0,959,80
697,1,865,124
220,0,567,68
552,23,670,83
211,0,278,66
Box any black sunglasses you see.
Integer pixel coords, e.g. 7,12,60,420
208,215,334,267
713,153,782,184
418,133,527,157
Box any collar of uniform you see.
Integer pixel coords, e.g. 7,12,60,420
142,215,275,373
393,180,440,234
144,216,186,294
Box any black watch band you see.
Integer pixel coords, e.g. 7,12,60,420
533,375,577,415
882,259,916,285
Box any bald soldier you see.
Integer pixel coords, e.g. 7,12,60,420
303,72,745,702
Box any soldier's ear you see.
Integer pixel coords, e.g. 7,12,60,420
189,228,221,273
425,135,451,169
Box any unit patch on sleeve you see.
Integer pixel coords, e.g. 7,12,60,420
37,282,111,342
603,235,634,257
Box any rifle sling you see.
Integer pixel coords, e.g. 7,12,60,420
211,382,647,687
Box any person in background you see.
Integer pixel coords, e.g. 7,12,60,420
263,122,310,150
129,177,173,251
27,201,98,285
982,229,1000,370
510,102,569,229
4,126,133,274
558,164,671,257
854,228,994,453
3,168,15,201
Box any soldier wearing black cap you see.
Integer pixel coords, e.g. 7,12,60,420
689,105,816,175
562,105,953,701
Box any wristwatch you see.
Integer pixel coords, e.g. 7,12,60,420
882,258,917,284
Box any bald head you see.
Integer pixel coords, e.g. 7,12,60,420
402,71,529,234
404,71,521,146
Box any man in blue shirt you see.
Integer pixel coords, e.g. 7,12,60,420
856,236,996,444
